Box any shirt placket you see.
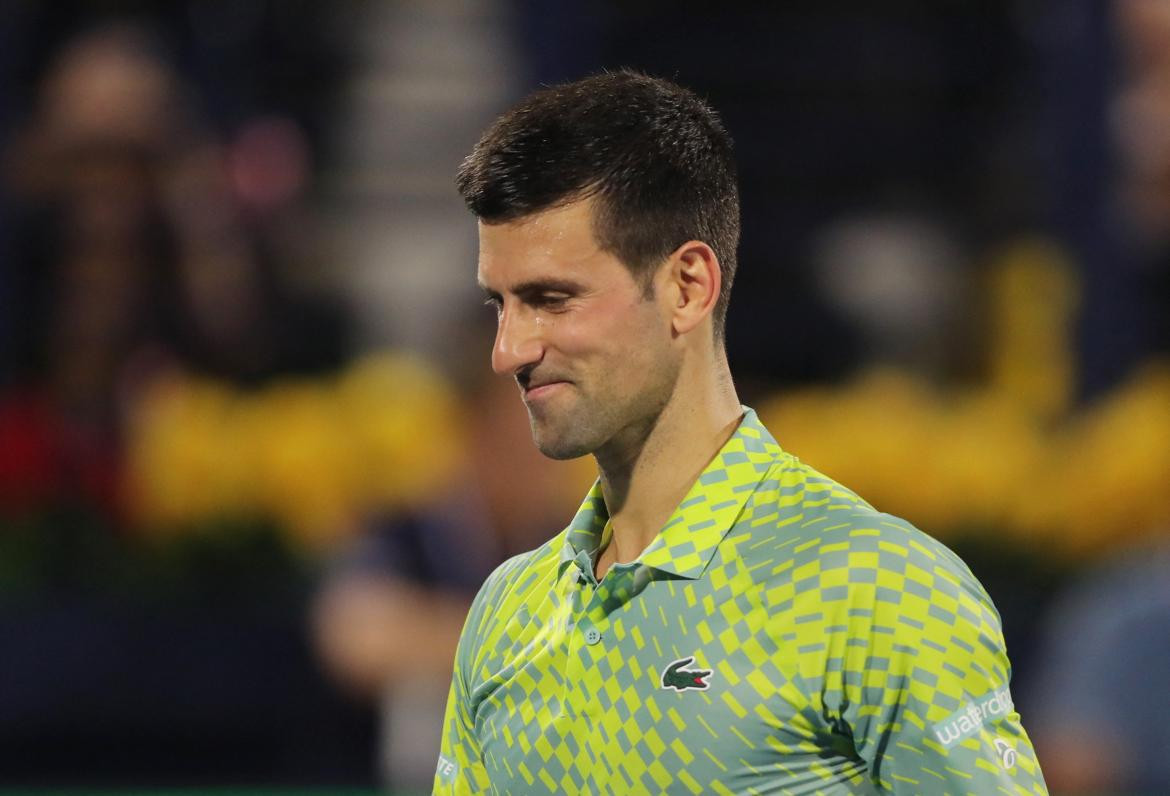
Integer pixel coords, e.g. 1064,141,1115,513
564,562,650,714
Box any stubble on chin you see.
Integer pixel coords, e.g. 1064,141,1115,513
528,411,594,461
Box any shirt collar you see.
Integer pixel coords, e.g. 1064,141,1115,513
557,406,781,581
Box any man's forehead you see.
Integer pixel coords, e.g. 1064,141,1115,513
478,204,594,250
477,253,586,295
475,204,606,290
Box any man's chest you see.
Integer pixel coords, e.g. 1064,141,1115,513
468,571,872,794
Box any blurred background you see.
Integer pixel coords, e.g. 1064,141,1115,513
0,0,1167,793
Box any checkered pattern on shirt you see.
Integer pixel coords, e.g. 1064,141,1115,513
435,408,1048,795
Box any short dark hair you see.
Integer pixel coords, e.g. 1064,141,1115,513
457,69,740,338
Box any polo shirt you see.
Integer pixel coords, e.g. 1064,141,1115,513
435,408,1047,794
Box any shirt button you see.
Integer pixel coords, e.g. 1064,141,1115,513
583,627,602,645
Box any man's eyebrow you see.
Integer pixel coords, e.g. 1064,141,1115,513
478,278,587,304
507,278,587,297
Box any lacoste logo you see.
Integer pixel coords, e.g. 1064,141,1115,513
661,657,712,691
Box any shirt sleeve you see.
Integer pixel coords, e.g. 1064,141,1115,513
433,650,490,794
433,553,528,795
834,532,1049,795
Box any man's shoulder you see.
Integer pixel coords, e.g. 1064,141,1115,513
457,531,569,666
474,530,568,606
733,459,1001,646
742,453,979,587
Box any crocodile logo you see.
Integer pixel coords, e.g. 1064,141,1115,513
661,657,712,691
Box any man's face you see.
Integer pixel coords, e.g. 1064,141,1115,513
478,197,681,460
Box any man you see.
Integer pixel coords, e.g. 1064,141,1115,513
436,70,1047,795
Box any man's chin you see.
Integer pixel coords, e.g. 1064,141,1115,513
529,421,594,461
535,441,591,461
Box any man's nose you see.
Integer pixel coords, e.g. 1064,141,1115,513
491,305,544,376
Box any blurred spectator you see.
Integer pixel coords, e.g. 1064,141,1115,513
1025,541,1170,793
1,25,188,527
0,22,364,787
1114,0,1170,360
0,23,347,530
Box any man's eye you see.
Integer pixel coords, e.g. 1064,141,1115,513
537,294,570,309
484,296,503,312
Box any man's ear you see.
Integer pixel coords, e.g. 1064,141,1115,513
664,240,721,336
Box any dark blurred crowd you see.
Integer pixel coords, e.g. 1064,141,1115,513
0,16,348,527
0,1,1168,793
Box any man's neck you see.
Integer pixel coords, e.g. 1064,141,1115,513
593,359,741,578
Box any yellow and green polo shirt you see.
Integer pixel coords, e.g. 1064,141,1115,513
435,408,1047,794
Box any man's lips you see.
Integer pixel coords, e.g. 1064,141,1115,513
522,380,570,400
